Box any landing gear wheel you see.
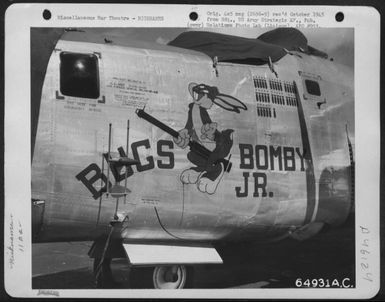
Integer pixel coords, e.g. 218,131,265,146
153,265,188,289
129,265,194,289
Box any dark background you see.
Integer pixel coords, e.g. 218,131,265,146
30,220,355,289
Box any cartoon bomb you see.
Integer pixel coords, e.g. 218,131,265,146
174,83,247,194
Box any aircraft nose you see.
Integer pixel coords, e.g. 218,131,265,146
314,167,353,227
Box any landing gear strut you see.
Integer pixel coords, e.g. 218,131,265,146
94,258,115,288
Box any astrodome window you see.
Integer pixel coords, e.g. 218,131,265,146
60,52,100,99
305,79,321,96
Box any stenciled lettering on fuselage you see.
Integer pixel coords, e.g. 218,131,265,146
76,139,173,199
76,140,305,200
235,144,306,198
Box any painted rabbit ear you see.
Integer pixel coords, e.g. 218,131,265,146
188,82,198,97
213,94,248,113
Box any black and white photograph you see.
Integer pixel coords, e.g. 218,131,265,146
4,4,380,299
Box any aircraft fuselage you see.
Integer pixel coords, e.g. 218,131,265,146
31,31,354,245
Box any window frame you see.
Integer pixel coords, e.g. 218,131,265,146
304,79,321,97
59,51,101,100
299,71,324,102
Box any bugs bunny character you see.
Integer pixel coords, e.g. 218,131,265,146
174,83,247,194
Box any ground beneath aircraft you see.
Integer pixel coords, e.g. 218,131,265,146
33,221,355,289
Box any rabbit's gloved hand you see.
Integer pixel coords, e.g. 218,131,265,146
201,122,217,141
173,128,190,149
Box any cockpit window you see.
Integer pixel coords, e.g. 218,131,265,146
60,52,99,99
305,79,321,96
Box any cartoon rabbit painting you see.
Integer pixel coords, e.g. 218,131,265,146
174,83,247,194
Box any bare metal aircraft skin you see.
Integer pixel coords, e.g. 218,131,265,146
31,29,354,251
